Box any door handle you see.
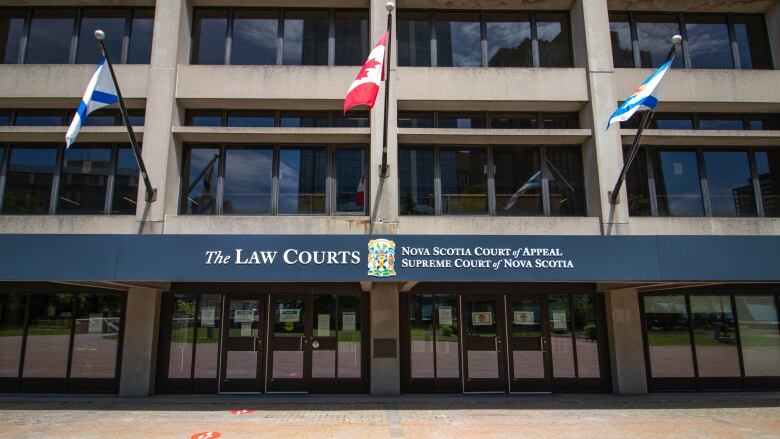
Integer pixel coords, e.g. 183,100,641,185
254,337,262,351
540,337,548,353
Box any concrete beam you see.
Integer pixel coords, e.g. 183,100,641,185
605,288,648,395
619,129,780,146
163,216,373,234
397,100,586,112
0,126,143,143
397,0,574,9
0,65,148,100
629,217,780,235
397,128,592,145
397,216,601,235
172,126,370,144
607,0,772,13
119,287,162,396
0,216,150,234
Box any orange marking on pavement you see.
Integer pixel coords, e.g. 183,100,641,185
231,408,254,415
190,432,221,439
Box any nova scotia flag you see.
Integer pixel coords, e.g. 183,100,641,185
66,57,119,148
606,58,673,129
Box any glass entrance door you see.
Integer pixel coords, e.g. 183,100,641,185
462,295,508,392
507,296,552,392
219,295,264,393
267,294,309,392
309,294,364,393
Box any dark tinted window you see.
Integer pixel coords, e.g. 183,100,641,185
654,114,694,129
2,147,57,214
636,14,683,68
278,147,327,214
547,147,585,216
14,111,65,126
335,148,365,213
397,11,431,67
748,115,780,130
283,10,329,66
128,9,154,64
80,109,116,127
490,113,537,129
57,146,112,214
684,15,733,69
332,111,369,127
188,111,222,127
226,111,275,127
494,147,542,215
436,12,481,67
734,15,771,69
280,112,328,128
698,116,744,130
335,11,368,66
398,112,434,128
182,147,220,214
112,148,139,214
0,10,25,63
486,13,532,67
703,150,755,217
625,147,651,216
193,9,227,65
0,111,9,125
654,150,704,216
25,9,75,64
537,13,571,67
754,151,780,217
399,148,435,215
438,113,485,129
439,147,488,214
76,9,125,64
609,13,634,68
231,10,278,65
222,147,273,214
542,113,579,129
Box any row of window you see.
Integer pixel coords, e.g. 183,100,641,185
642,293,780,387
192,8,368,66
181,145,366,216
0,8,153,65
0,144,139,215
0,109,144,127
399,145,584,217
621,113,780,130
186,110,369,128
626,148,780,218
610,13,771,70
399,111,579,129
0,292,124,392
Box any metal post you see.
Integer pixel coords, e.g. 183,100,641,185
380,3,394,178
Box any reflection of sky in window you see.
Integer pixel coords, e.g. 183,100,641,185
116,148,139,176
197,17,227,64
231,14,277,65
636,20,683,68
278,148,326,213
699,118,743,130
0,112,10,125
190,115,221,127
336,149,364,212
1,15,24,63
486,20,531,66
437,18,481,67
703,151,752,216
223,148,272,213
283,12,328,65
655,118,693,129
399,149,435,215
656,151,703,216
63,147,112,175
15,113,63,126
187,149,219,197
77,15,124,64
537,21,561,42
26,13,73,63
128,15,153,64
9,147,57,173
610,20,633,67
685,22,733,69
227,114,274,127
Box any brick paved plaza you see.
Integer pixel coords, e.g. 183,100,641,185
1,393,779,439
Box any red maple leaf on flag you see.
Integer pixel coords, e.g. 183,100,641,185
356,58,381,81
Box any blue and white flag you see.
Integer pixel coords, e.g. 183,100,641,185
505,170,542,209
606,58,673,129
66,57,119,148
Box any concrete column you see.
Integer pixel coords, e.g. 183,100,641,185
370,282,400,395
119,287,162,396
604,288,648,395
135,0,190,229
768,0,780,69
369,0,399,235
572,0,631,235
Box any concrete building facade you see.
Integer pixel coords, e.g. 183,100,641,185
0,0,779,397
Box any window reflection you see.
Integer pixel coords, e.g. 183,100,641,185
335,148,365,213
440,148,488,215
278,147,327,214
685,16,733,69
410,294,434,378
636,14,684,68
338,295,362,379
547,147,585,216
486,13,532,67
70,293,122,378
398,112,434,128
0,10,25,64
755,151,780,217
226,111,275,127
735,295,780,376
549,294,575,378
76,10,125,65
654,150,704,217
111,148,139,214
625,147,651,216
182,148,219,215
193,10,227,65
168,294,195,379
537,13,571,67
0,293,26,377
24,294,74,378
194,294,221,378
128,10,154,64
436,12,481,67
280,112,329,128
573,295,600,378
399,148,435,215
397,11,431,67
57,147,112,214
698,117,744,130
231,10,278,65
494,147,542,216
3,147,57,214
26,10,75,64
283,10,329,66
335,11,368,66
490,113,537,129
733,16,772,70
703,151,755,217
690,295,740,377
222,148,273,215
643,295,695,378
609,14,634,68
438,113,484,129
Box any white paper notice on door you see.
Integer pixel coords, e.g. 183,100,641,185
553,311,567,330
88,313,103,333
317,314,331,337
514,310,534,325
234,309,254,323
438,307,453,326
279,308,301,323
200,307,216,327
342,312,356,331
241,322,252,337
472,311,493,326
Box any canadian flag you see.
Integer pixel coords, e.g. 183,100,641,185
356,174,366,207
344,32,388,114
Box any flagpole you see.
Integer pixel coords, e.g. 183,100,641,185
379,2,394,178
608,35,681,206
95,30,156,202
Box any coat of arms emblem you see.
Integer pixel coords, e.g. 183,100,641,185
367,239,396,277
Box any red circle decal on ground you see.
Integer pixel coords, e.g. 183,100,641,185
190,432,221,439
231,408,255,415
